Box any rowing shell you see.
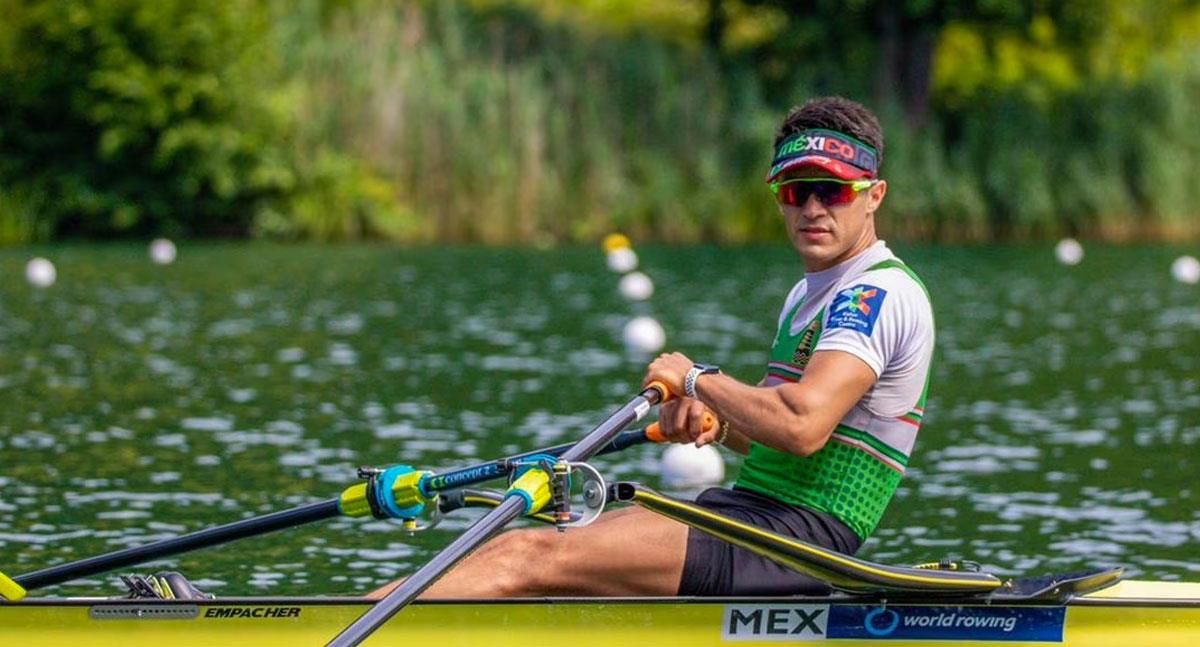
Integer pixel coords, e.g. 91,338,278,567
2,580,1197,646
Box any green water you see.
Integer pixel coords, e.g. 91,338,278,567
1,243,1197,596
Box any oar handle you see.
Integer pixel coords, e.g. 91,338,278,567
643,380,675,403
644,410,717,443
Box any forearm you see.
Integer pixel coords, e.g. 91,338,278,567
718,425,752,455
694,373,824,457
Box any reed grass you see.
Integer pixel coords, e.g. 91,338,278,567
0,186,51,244
273,1,1200,243
275,1,777,243
3,0,1197,243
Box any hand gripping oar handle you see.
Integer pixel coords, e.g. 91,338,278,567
643,410,717,443
327,384,672,647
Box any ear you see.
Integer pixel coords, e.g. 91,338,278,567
865,180,887,213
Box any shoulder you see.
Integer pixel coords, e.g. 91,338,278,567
865,264,929,301
826,264,932,336
852,259,930,309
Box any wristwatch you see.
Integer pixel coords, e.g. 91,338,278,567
684,363,721,399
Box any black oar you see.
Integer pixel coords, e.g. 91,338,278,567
326,382,676,647
2,424,669,600
10,500,341,594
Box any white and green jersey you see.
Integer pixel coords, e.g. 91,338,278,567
734,241,934,539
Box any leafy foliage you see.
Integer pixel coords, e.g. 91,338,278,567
0,0,293,238
1,0,1199,243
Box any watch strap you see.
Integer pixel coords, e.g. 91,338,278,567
684,367,702,399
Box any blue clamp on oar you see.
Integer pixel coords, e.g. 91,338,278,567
352,465,436,530
375,465,432,520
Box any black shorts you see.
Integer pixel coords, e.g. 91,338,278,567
677,487,863,596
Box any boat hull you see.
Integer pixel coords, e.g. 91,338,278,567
3,581,1198,646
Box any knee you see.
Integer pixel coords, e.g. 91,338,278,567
480,528,562,596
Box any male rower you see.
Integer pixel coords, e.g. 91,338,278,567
371,96,933,598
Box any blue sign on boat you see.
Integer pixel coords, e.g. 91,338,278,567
828,605,1066,642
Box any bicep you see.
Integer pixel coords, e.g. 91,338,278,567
778,349,877,440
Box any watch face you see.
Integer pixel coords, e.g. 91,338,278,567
695,363,721,374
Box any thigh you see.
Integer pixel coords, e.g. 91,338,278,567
528,505,691,596
424,505,690,598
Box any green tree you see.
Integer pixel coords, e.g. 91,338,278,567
0,0,292,238
708,0,1035,126
707,0,1199,127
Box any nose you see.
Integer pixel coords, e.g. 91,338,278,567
797,193,826,219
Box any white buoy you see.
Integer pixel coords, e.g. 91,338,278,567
1172,255,1200,284
1055,238,1083,265
25,257,56,288
606,247,638,273
618,271,654,301
149,238,177,264
622,316,665,353
661,444,725,487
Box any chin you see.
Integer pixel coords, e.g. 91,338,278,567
792,237,833,257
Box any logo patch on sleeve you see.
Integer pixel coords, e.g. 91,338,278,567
827,284,887,336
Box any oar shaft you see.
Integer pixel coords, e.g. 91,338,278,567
331,496,526,646
327,385,668,647
517,427,658,461
15,498,341,591
561,396,655,462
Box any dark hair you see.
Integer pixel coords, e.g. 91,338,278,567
775,97,884,169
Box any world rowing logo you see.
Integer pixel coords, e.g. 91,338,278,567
864,608,900,636
827,284,887,336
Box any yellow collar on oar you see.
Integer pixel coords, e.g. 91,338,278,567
0,570,26,601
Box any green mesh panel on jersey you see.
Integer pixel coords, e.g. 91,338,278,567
735,258,930,540
736,431,904,539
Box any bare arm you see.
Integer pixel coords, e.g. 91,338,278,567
706,377,768,455
645,350,877,458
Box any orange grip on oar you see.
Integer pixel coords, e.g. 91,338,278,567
644,380,676,403
645,411,717,443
